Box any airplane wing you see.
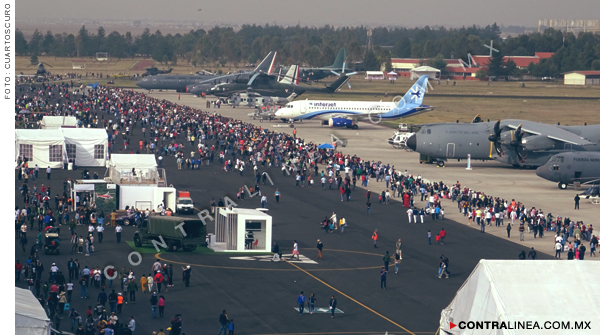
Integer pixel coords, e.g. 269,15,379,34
505,121,594,146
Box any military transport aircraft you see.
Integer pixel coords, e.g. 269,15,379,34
536,152,600,189
136,51,277,92
17,62,53,80
405,120,600,168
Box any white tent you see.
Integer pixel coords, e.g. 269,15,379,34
41,116,78,129
62,128,108,167
365,71,385,80
15,129,66,169
411,66,441,80
440,260,600,335
108,154,158,184
15,287,51,335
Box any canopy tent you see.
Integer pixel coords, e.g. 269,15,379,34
15,287,51,335
108,154,159,184
41,116,78,129
15,129,66,169
410,66,440,80
440,260,600,335
365,71,385,80
387,71,398,80
317,143,335,149
62,128,108,167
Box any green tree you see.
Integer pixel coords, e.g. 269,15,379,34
75,25,91,56
15,29,28,55
41,31,54,55
377,49,392,71
486,50,506,77
428,54,447,74
28,29,43,56
362,49,380,71
219,59,227,67
475,69,487,79
96,26,106,51
392,37,411,58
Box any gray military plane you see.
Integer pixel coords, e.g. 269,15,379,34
535,152,600,189
136,51,276,92
278,48,349,82
405,120,600,168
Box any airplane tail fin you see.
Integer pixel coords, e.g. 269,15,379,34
255,51,277,74
279,65,299,84
328,48,346,69
326,75,350,93
399,75,428,106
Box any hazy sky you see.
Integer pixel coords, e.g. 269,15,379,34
17,0,600,27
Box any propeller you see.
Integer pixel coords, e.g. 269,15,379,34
487,120,503,155
509,124,526,161
329,61,356,90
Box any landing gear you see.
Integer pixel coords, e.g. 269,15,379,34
351,124,358,130
558,182,568,190
437,161,445,167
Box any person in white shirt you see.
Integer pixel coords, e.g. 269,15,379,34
115,224,123,243
555,242,563,259
97,225,104,243
51,263,59,282
407,208,413,223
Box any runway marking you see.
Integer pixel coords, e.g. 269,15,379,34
231,254,318,264
285,260,417,335
156,248,386,271
293,307,344,314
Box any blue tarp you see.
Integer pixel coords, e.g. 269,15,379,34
317,143,335,149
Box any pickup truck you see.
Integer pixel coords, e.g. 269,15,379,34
176,191,194,214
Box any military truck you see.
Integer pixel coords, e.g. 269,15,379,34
133,216,206,252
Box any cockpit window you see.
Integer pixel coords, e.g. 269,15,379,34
552,156,564,163
426,129,431,134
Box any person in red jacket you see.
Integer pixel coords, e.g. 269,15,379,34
154,271,164,293
439,228,446,245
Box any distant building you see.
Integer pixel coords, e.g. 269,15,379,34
391,52,554,80
563,71,600,85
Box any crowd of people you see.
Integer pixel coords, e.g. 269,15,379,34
15,81,597,333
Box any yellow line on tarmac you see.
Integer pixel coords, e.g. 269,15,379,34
284,260,416,335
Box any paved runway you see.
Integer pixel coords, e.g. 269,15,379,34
16,88,594,335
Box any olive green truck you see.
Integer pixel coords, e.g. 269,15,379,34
133,216,206,252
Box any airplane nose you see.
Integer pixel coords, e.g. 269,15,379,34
406,134,417,151
535,165,550,180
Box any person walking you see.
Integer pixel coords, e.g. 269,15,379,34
218,310,229,334
115,224,122,243
317,239,323,260
271,242,281,262
439,229,446,245
574,194,580,210
555,241,562,259
366,200,371,215
519,223,525,241
329,295,337,319
382,251,391,272
528,247,537,260
182,265,191,287
274,189,280,203
158,296,165,318
396,239,403,259
296,292,306,315
394,252,400,274
150,292,158,319
506,222,511,238
291,240,300,260
308,293,316,314
380,267,387,289
372,229,378,248
427,230,432,245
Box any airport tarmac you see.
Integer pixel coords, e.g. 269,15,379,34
14,88,594,335
148,90,599,258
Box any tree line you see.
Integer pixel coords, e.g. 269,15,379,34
16,23,600,76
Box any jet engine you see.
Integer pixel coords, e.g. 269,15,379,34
328,118,353,128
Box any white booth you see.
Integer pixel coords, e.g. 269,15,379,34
119,185,176,212
210,208,272,252
62,128,108,167
410,66,441,80
15,129,67,169
41,116,78,129
16,287,51,335
108,154,160,184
